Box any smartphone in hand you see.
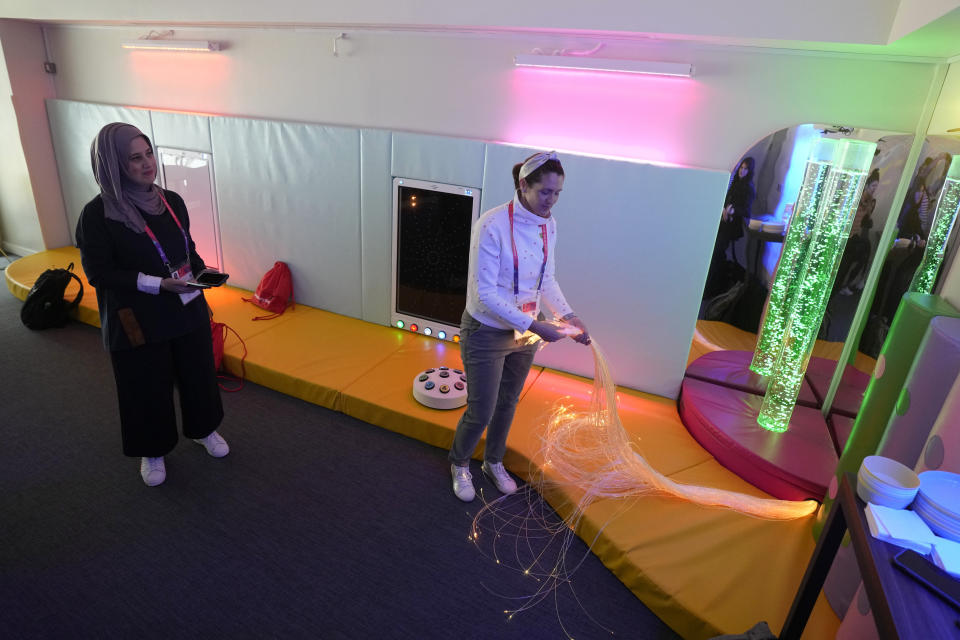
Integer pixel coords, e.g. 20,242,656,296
187,269,230,288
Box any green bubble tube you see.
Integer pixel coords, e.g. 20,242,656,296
909,156,960,294
751,139,840,377
758,140,877,432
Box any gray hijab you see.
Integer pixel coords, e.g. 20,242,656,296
90,123,164,234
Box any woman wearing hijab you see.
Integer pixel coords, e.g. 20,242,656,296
703,157,756,299
716,157,756,266
76,122,228,487
448,151,590,502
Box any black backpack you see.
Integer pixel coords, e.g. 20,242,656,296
20,262,84,330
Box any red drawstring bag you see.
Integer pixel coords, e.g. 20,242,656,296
210,316,247,392
242,261,295,320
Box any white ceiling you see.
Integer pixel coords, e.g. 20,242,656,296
2,0,960,60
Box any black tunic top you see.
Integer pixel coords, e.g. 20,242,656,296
76,189,210,351
719,177,756,243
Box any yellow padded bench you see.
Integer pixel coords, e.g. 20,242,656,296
6,247,838,640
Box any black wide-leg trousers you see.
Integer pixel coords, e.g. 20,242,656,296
109,324,224,457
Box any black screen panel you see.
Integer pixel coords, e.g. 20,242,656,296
395,185,474,326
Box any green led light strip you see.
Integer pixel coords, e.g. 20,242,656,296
758,140,876,432
909,156,960,294
750,139,840,376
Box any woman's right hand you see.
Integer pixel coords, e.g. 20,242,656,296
528,320,566,343
160,277,196,294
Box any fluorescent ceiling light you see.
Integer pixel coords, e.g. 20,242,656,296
121,40,221,52
514,54,692,77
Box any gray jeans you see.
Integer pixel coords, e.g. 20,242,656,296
449,311,538,466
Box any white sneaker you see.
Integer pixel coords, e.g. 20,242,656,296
451,464,476,502
193,431,230,458
140,457,166,486
482,461,518,495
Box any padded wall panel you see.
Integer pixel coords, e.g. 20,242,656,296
478,143,536,213
878,316,960,468
210,117,362,318
149,112,212,153
482,143,729,398
391,132,485,188
46,99,153,243
360,129,393,325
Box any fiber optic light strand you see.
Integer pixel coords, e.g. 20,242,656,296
467,341,816,630
543,341,818,517
473,342,818,530
758,140,875,432
751,158,833,376
909,159,960,294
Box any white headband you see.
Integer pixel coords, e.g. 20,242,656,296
519,151,559,181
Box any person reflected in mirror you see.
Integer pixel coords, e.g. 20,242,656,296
76,123,229,487
719,157,756,264
871,153,952,339
836,169,880,296
705,156,756,298
448,151,590,503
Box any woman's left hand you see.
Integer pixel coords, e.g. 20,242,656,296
160,277,196,294
566,316,591,345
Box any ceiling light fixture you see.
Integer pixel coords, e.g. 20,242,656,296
514,54,693,77
121,39,221,52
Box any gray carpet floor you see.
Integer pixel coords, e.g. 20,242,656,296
0,289,681,640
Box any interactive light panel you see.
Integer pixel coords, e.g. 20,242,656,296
390,178,481,342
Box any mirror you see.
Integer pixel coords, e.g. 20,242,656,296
698,125,911,373
858,135,960,358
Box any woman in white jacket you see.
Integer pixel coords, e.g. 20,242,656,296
448,151,590,502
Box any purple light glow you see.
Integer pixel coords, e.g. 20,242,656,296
504,67,701,167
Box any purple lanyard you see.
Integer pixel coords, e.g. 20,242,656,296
142,190,190,271
507,201,548,300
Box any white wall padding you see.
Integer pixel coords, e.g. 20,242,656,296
46,99,154,243
482,143,729,398
879,316,960,468
391,132,485,189
360,128,393,324
150,111,212,154
210,117,362,317
916,370,960,474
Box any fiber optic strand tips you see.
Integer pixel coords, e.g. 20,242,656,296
548,318,591,344
550,322,582,337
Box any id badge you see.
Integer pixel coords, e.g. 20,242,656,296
170,262,191,280
514,298,543,347
169,261,201,305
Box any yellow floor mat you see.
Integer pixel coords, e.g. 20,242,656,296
6,248,840,639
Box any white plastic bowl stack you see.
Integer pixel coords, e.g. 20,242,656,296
913,471,960,542
857,456,921,509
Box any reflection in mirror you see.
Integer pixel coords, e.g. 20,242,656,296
698,126,909,357
859,136,960,358
822,133,912,357
693,125,911,422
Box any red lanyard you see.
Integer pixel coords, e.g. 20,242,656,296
142,190,190,271
508,201,548,301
